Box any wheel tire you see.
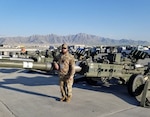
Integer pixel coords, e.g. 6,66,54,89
127,74,145,96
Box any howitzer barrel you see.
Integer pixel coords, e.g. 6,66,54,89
0,61,82,72
0,57,34,62
0,61,52,71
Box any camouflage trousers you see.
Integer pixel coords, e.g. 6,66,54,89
59,76,74,99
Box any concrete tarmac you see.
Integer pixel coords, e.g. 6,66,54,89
0,68,150,117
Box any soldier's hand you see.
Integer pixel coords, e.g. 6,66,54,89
53,61,59,70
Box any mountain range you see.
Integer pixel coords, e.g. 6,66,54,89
0,33,149,46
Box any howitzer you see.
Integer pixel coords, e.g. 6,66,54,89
0,49,81,72
75,48,150,107
76,49,147,83
0,49,54,63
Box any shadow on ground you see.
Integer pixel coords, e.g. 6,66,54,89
0,68,139,105
74,78,139,106
0,69,59,101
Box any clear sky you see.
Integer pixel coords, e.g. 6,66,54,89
0,0,150,41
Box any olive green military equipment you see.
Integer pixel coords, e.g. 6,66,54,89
1,47,150,107
0,61,81,73
0,61,52,71
75,48,150,107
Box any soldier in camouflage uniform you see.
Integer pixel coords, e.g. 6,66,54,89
53,44,75,102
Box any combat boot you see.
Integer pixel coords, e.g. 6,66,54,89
66,96,72,103
60,97,66,102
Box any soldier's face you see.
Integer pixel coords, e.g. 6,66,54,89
62,47,68,54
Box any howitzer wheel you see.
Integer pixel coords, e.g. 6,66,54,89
127,74,145,97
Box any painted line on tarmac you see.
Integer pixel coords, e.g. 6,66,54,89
0,100,17,117
0,69,25,79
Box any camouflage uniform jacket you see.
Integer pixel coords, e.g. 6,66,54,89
54,52,75,79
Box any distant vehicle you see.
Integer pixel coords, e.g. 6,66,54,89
121,45,150,58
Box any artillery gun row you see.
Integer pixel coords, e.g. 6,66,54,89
0,46,150,108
